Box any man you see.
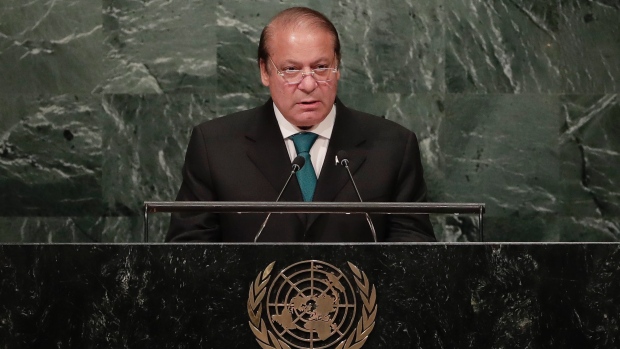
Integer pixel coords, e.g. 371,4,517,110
166,7,435,242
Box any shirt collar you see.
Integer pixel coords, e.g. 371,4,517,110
274,102,336,140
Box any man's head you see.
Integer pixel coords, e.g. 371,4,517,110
258,7,341,128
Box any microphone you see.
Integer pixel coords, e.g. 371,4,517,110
254,156,305,242
336,150,378,242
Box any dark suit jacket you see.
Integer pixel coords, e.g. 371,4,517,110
166,98,435,242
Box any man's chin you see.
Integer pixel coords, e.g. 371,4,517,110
288,111,327,128
295,117,326,128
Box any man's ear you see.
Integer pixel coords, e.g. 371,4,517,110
259,59,270,87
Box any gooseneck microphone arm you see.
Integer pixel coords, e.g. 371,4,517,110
336,150,378,242
254,156,305,242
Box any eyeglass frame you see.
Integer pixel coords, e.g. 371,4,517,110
268,57,339,85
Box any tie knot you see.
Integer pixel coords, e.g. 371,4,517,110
291,132,318,154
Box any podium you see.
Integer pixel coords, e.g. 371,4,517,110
0,243,619,348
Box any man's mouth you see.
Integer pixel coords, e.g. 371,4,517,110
299,100,319,105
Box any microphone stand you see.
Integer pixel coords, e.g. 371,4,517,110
338,152,378,242
254,157,304,242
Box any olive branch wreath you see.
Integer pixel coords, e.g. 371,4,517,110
247,261,377,349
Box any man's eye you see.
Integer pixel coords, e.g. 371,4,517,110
283,67,298,73
315,65,329,70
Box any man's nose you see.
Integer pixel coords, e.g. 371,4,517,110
296,73,318,92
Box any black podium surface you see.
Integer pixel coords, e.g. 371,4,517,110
1,243,619,348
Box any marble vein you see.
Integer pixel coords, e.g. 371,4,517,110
19,0,58,36
487,4,519,92
50,25,102,45
508,0,557,41
216,5,260,44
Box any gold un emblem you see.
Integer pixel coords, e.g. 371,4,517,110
247,260,377,349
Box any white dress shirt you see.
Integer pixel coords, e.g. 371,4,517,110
273,103,336,178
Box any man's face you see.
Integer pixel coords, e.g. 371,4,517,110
260,26,340,128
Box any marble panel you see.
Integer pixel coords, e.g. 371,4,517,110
445,0,562,93
101,93,216,218
100,0,217,94
439,94,560,219
0,94,103,216
0,217,104,243
215,91,271,118
432,215,480,242
332,0,444,95
484,215,560,241
0,0,105,94
216,1,278,97
558,216,619,242
105,212,173,243
559,94,620,240
559,1,620,93
103,216,150,242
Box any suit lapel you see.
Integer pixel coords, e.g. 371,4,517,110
245,100,303,202
308,100,367,229
245,100,306,227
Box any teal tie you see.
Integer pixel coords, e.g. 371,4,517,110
291,132,319,201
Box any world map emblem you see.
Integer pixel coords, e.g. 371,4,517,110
247,260,377,349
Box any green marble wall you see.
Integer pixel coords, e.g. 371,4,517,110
0,0,618,242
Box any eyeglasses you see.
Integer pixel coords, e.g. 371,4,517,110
269,58,338,85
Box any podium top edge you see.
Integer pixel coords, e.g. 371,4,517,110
2,242,619,246
143,201,486,214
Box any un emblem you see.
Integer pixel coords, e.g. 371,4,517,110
247,260,377,349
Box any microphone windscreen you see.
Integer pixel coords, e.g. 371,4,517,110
292,156,305,171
